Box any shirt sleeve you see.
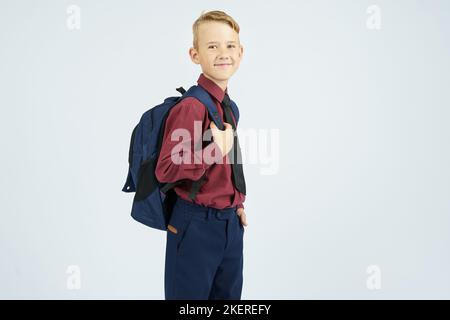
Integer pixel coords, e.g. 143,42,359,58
155,98,223,183
237,203,244,210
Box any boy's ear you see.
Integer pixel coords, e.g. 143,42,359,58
189,47,200,64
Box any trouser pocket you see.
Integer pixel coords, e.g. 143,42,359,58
166,202,193,252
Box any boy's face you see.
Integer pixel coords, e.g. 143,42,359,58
189,21,243,88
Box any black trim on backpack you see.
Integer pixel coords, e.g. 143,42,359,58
128,126,137,166
188,174,207,200
163,188,178,219
176,87,187,95
134,157,159,202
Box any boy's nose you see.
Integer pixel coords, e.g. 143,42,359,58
218,51,231,59
216,59,231,64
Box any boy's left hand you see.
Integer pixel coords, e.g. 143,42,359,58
236,208,247,227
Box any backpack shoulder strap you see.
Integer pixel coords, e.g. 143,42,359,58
229,100,240,125
183,85,226,130
179,85,240,127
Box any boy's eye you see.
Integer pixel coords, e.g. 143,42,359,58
208,45,236,49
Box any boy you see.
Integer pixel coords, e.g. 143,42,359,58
155,10,248,300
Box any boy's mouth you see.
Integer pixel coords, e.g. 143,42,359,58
214,63,232,69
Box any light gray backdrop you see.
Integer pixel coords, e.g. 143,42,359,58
1,0,449,299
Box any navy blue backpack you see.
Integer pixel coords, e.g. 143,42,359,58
122,85,240,231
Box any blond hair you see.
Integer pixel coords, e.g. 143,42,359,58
192,10,240,50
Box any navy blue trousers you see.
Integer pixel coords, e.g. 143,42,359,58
164,196,244,300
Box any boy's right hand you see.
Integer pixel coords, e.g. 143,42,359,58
210,121,234,156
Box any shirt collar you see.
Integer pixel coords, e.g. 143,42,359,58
197,73,228,103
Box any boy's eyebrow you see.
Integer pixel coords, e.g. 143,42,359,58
206,41,238,44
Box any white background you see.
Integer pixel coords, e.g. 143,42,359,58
1,0,449,299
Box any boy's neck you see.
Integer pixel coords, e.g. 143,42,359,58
203,73,228,92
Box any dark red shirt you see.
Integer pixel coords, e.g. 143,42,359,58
155,73,245,210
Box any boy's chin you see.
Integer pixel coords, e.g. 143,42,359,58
207,70,234,80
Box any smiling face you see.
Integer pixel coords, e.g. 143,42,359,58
189,21,243,91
